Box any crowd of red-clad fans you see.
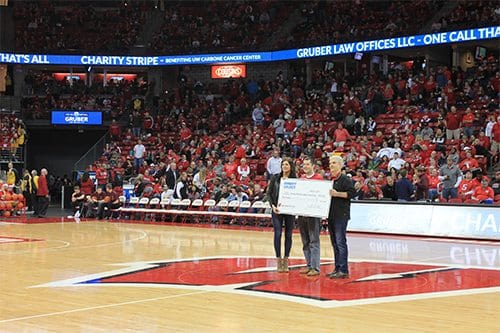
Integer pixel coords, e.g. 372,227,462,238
12,0,291,55
150,0,290,54
431,0,500,32
278,0,444,49
21,72,151,121
10,0,500,56
8,0,500,210
71,57,500,207
13,0,148,53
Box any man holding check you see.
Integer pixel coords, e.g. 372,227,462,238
298,157,324,276
326,155,356,279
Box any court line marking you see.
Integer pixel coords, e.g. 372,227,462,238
0,240,71,254
0,290,209,324
0,224,148,254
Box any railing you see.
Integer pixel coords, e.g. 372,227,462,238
0,146,23,164
73,131,109,172
0,95,21,114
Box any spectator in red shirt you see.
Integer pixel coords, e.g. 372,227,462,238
284,118,297,136
179,122,192,142
177,155,190,172
491,115,500,160
36,168,49,218
236,158,251,181
413,166,429,200
224,155,238,179
142,112,154,134
424,75,437,95
444,106,461,140
458,171,476,200
471,178,494,204
461,107,475,138
458,150,480,172
95,163,109,189
372,130,384,147
109,119,121,141
427,167,440,201
333,123,350,148
79,171,95,197
363,180,383,200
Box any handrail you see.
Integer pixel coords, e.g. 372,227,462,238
73,131,109,172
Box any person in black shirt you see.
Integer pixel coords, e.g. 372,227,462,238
326,155,356,279
381,175,397,201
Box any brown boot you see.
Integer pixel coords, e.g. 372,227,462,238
277,258,283,272
282,257,289,273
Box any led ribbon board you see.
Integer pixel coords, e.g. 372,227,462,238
1,27,498,66
51,111,102,125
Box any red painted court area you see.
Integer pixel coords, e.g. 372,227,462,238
77,257,500,302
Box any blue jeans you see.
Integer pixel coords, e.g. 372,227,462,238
428,189,439,201
298,216,321,271
328,217,349,274
271,212,295,258
464,126,473,138
134,157,143,171
442,187,458,200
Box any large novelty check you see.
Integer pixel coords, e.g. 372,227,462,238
277,178,332,218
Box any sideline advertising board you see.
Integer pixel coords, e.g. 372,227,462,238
277,178,332,218
349,202,499,240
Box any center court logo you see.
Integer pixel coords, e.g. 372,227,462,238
33,256,500,308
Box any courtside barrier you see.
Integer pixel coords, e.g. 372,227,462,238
349,202,499,240
113,200,498,240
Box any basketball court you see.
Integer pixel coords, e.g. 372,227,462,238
0,218,499,332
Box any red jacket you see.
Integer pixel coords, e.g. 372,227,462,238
37,175,49,196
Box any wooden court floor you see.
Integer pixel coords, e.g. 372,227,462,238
0,218,499,332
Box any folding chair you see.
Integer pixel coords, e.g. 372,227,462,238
129,196,139,207
147,197,160,221
169,198,182,209
227,200,240,224
166,198,182,222
191,199,204,210
113,196,126,219
202,199,216,223
160,198,171,209
138,197,150,220
216,199,229,210
251,200,265,213
189,199,204,223
251,201,266,226
211,199,229,224
178,199,192,222
228,200,240,211
239,201,252,225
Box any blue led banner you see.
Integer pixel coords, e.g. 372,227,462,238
1,26,498,66
51,111,102,125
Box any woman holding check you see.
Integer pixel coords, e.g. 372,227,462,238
266,157,297,272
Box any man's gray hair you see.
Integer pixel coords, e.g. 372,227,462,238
329,155,344,167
